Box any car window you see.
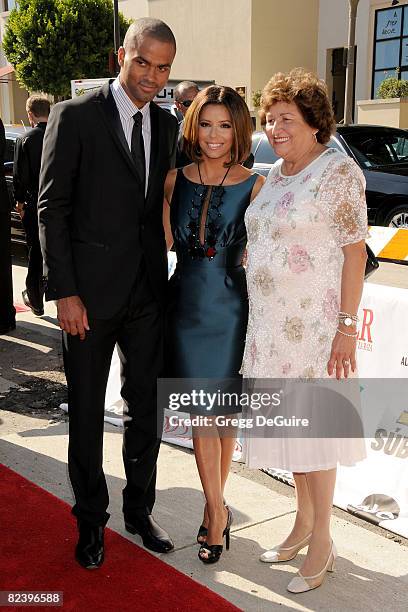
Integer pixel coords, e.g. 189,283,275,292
5,138,15,164
328,136,346,152
254,135,278,165
394,136,408,159
344,131,408,167
251,132,263,154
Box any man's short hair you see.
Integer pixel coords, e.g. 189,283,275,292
124,18,176,51
26,95,51,118
174,81,199,101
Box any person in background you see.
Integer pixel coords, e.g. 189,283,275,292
174,80,199,167
0,116,16,335
14,95,50,316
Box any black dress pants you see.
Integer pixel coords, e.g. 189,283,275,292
22,205,44,310
0,206,16,328
63,262,164,526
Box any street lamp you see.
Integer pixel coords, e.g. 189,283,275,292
343,0,359,125
113,0,120,54
111,0,120,75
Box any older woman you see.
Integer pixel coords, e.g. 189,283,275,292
241,69,367,593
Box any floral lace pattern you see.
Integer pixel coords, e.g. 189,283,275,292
241,148,368,379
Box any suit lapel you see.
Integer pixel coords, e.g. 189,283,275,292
94,82,142,184
146,103,160,202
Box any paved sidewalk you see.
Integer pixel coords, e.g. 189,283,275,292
1,259,408,611
1,410,408,611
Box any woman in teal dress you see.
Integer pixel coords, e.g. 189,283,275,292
163,85,264,564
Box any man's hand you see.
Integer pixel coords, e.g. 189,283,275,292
57,296,90,340
16,202,25,219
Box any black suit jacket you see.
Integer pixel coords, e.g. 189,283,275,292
0,118,9,213
38,82,178,319
13,122,47,208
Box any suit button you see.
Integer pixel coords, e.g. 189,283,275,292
141,224,145,231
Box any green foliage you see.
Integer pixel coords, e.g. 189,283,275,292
377,76,408,99
252,89,262,108
3,0,131,98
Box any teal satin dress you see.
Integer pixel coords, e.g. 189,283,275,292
165,169,258,380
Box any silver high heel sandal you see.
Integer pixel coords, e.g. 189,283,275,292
287,541,337,593
260,532,312,563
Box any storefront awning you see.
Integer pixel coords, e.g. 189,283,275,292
0,65,15,79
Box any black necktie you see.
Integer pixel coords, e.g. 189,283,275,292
131,112,146,191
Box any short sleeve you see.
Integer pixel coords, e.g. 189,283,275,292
318,156,368,247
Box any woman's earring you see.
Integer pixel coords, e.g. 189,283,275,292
313,131,318,143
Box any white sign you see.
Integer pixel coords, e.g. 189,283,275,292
71,78,214,103
70,78,110,98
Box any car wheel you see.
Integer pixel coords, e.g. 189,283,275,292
382,205,408,228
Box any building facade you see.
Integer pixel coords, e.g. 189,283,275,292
120,0,408,124
318,0,408,123
2,0,407,125
119,0,319,114
0,0,29,125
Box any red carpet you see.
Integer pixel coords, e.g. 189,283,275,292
0,464,240,611
15,302,30,313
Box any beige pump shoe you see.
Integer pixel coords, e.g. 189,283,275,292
259,532,312,563
286,541,337,593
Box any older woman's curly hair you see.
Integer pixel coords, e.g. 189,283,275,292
260,68,336,144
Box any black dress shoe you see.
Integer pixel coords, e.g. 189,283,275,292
0,322,16,335
75,521,104,569
124,513,174,553
22,290,44,316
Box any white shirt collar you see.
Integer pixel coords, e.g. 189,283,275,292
112,76,150,121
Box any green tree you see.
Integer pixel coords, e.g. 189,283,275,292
3,0,131,98
252,90,262,108
377,76,408,99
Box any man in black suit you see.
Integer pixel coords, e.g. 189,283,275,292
38,18,178,569
0,117,16,335
14,95,50,316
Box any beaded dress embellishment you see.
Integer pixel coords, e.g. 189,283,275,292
187,185,225,260
186,164,231,260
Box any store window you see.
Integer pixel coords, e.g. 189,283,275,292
2,1,16,11
372,5,408,98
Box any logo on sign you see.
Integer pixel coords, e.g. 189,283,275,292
381,11,399,38
371,410,408,458
357,308,373,352
155,87,174,102
347,493,400,524
397,411,408,427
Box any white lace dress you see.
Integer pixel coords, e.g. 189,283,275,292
241,148,367,471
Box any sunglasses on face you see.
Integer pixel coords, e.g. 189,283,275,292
180,99,194,108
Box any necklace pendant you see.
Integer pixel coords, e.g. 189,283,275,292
206,246,217,259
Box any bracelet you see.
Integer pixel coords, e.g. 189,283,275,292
338,311,358,322
336,327,358,338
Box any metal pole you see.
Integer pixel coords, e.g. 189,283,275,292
113,0,120,54
343,0,360,125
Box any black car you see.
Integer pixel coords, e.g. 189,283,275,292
251,125,408,227
4,126,27,244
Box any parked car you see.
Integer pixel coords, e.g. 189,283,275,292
4,126,27,244
251,125,408,228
